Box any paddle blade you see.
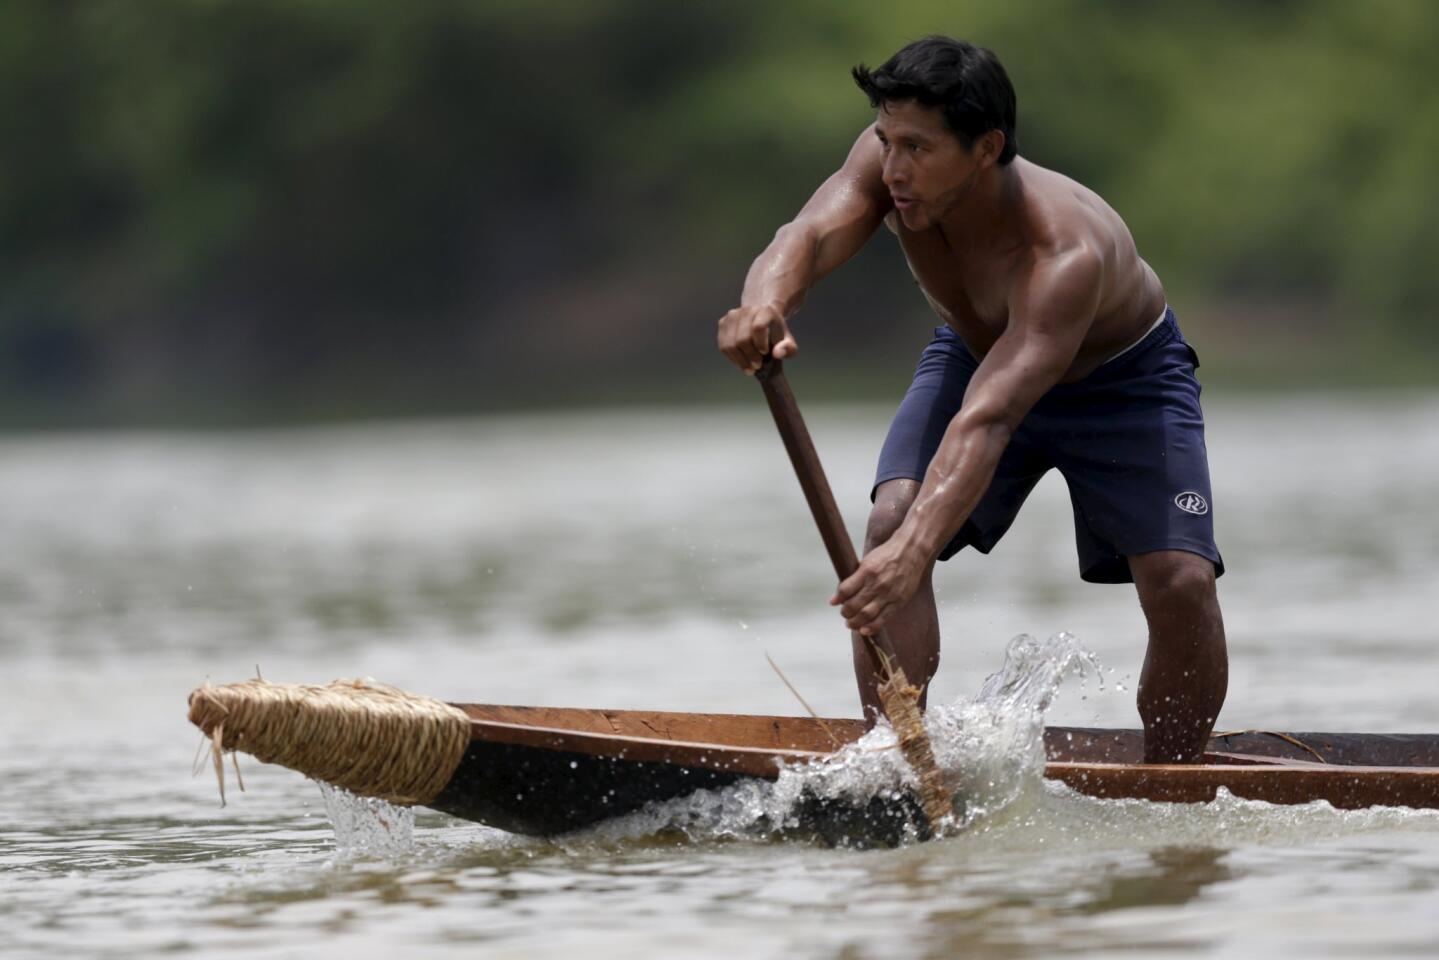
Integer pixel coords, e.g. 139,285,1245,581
877,668,954,832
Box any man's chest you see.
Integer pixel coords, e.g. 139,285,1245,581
898,233,1022,345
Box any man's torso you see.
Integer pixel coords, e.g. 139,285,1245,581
886,157,1167,383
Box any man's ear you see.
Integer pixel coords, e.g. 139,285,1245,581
977,130,1005,167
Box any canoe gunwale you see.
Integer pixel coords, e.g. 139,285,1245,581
466,718,1439,807
467,717,830,780
1045,760,1439,809
451,703,1439,818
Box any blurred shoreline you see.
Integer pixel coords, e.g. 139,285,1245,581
5,3,1436,429
1,320,1432,433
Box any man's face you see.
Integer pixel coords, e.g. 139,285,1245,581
874,100,986,231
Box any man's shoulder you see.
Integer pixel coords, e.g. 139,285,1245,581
1015,159,1131,265
1015,156,1107,207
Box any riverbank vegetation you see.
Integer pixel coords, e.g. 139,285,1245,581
3,1,1435,425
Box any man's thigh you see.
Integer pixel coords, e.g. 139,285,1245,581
1036,332,1223,584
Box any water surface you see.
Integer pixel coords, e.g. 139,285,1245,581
2,394,1437,957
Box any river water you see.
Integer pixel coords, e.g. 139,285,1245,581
2,393,1437,958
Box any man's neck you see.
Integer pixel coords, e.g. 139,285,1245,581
936,160,1023,252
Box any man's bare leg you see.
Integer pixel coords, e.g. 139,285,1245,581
852,479,941,725
1129,549,1228,763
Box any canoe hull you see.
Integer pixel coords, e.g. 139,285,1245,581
428,705,1439,841
431,738,747,836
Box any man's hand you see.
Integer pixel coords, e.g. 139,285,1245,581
717,304,798,375
830,536,927,637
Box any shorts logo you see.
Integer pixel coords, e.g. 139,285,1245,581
1174,491,1209,515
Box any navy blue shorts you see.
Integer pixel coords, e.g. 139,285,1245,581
874,308,1223,584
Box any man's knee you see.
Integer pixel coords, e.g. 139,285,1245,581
865,479,920,552
1132,550,1217,609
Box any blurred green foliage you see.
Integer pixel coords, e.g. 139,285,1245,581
2,1,1436,425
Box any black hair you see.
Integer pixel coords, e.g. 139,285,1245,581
852,36,1018,164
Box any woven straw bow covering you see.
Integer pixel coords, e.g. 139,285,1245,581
188,678,471,805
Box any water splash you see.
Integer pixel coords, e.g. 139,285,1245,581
317,781,416,858
585,631,1101,846
926,630,1103,828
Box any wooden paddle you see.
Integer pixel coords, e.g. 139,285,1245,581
755,357,952,833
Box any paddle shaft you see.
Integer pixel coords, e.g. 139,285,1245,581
754,358,895,679
755,357,954,833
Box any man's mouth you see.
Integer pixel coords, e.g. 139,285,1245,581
892,194,917,211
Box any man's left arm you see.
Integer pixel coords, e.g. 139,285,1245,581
833,248,1103,635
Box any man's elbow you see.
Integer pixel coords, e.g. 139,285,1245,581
770,220,820,256
953,404,1017,448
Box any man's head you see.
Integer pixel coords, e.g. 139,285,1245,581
853,37,1018,229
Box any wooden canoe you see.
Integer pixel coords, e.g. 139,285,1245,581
428,704,1439,843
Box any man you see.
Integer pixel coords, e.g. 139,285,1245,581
716,36,1227,763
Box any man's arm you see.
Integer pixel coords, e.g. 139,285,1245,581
718,128,891,374
832,247,1104,634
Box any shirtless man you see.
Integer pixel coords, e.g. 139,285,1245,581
717,36,1227,763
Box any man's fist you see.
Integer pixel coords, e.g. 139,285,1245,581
717,304,798,375
830,537,927,637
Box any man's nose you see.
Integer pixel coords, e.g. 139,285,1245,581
882,154,908,187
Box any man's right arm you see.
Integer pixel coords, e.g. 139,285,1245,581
717,127,891,374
